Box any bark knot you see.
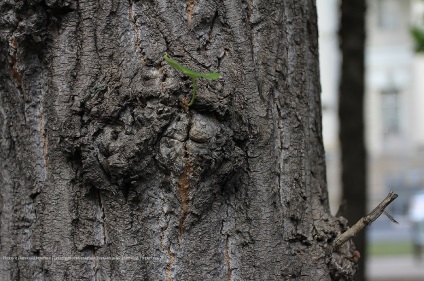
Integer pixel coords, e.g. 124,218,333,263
177,146,193,241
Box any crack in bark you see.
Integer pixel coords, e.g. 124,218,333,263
225,235,231,281
82,245,101,281
97,190,107,245
177,113,193,241
9,37,22,88
39,109,48,173
243,0,261,98
245,0,254,60
186,0,196,26
273,97,284,208
89,246,99,281
159,210,168,249
204,10,219,50
71,0,83,89
177,144,192,241
166,248,175,281
8,36,26,111
129,0,145,62
159,210,172,281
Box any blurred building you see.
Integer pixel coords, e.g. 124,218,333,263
317,0,424,214
317,0,341,213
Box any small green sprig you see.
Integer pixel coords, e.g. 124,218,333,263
411,26,424,53
163,54,221,106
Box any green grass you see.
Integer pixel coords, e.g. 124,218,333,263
367,241,413,256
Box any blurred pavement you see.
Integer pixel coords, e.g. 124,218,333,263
367,216,424,280
367,255,424,281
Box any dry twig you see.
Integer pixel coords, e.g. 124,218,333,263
333,191,398,249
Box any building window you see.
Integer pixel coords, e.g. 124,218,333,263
381,88,400,136
377,0,400,30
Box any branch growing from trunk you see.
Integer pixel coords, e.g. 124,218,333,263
333,191,398,249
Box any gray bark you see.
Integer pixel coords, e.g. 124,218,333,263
1,0,356,280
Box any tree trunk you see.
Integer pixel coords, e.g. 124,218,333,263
1,1,356,280
338,0,367,280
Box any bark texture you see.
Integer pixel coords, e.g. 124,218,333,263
338,0,367,280
1,0,356,280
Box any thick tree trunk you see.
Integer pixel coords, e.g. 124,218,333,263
1,1,356,280
338,0,367,280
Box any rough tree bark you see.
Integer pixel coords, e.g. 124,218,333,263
1,1,357,280
338,0,367,280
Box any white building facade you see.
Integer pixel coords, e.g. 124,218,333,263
317,0,424,213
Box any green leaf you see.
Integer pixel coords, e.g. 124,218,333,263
163,54,221,79
197,72,221,80
163,54,221,106
411,26,424,53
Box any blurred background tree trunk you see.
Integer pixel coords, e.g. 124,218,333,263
1,1,357,280
339,0,367,280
